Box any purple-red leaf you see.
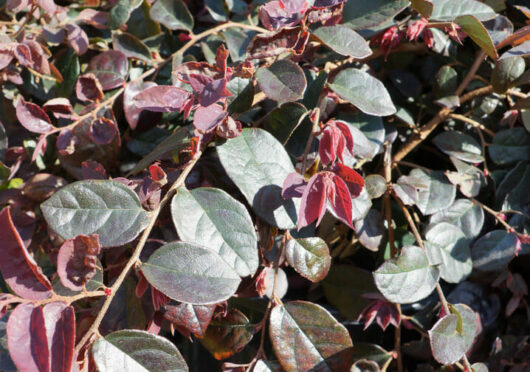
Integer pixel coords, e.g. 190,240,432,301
319,120,354,165
259,1,301,30
16,98,54,134
15,40,50,75
0,207,53,300
328,173,353,228
216,116,242,139
247,27,309,59
87,50,128,90
76,9,109,29
89,117,119,145
191,76,232,107
132,85,192,112
56,128,78,156
81,160,108,180
123,80,159,130
282,172,307,199
330,163,364,198
164,302,216,338
76,73,104,102
65,24,88,56
7,303,49,372
43,98,74,119
299,173,327,230
193,104,227,134
57,234,101,291
42,302,76,372
280,0,308,14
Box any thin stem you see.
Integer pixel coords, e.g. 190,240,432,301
301,108,320,175
470,198,514,232
74,153,201,355
448,113,495,137
17,291,105,307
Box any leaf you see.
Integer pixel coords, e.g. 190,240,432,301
223,28,257,62
499,40,530,60
132,85,192,113
193,104,227,134
163,303,216,338
351,360,380,372
247,27,309,60
109,0,143,29
269,301,353,372
87,50,128,91
264,102,308,145
352,188,373,221
92,330,188,371
322,265,377,319
198,309,254,360
342,0,409,29
298,173,327,229
16,98,54,134
428,304,478,364
123,80,160,130
433,131,483,163
374,246,440,304
7,303,48,372
354,209,385,252
149,0,193,31
329,68,396,116
57,234,101,291
76,74,104,103
446,157,487,198
351,343,392,368
217,128,301,229
141,241,241,305
0,207,52,300
204,0,228,22
285,237,331,282
488,127,530,165
65,24,88,56
171,187,259,277
255,59,306,104
411,0,434,18
312,25,372,58
491,56,526,93
42,302,76,372
364,175,386,199
455,15,499,60
399,169,456,216
112,32,151,62
338,113,385,162
424,222,472,283
430,199,484,238
430,0,496,22
41,180,150,248
472,230,518,272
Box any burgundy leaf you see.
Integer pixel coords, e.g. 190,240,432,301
76,9,109,29
188,73,212,95
298,173,327,230
330,163,364,198
199,78,232,107
280,0,308,14
32,134,48,162
16,98,54,134
56,128,78,156
173,61,219,85
313,0,346,7
65,24,89,56
14,43,32,67
282,171,307,199
258,1,301,31
306,3,343,25
42,302,75,372
81,160,107,180
149,164,167,184
22,173,67,202
0,207,53,300
247,27,309,59
123,80,159,130
216,116,242,139
87,50,128,90
358,299,401,331
132,85,192,112
319,125,338,166
7,303,49,372
76,73,104,102
89,117,118,145
193,104,227,134
20,40,50,75
164,302,216,338
215,44,230,78
57,234,101,291
319,120,354,165
42,98,74,119
327,173,353,228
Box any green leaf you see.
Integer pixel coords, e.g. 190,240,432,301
269,301,353,372
351,343,393,368
329,68,396,116
472,230,518,272
171,187,258,277
342,0,409,29
141,242,241,305
434,65,458,98
430,0,496,21
263,102,309,145
433,131,483,163
455,15,498,60
313,26,372,58
222,28,256,62
226,77,254,114
92,330,188,372
112,32,151,63
322,265,377,319
109,0,143,29
55,49,79,98
338,113,385,161
255,59,307,104
41,180,149,248
491,56,526,93
374,246,440,304
488,127,530,165
411,0,434,17
285,237,331,282
424,222,472,283
217,128,300,229
496,162,530,210
446,157,487,198
429,304,478,364
354,209,385,252
430,199,484,238
149,0,194,31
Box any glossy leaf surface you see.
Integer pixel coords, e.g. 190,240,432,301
285,237,331,282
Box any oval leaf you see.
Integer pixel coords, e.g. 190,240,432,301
141,241,241,305
430,0,496,21
16,98,54,134
41,180,150,248
149,0,193,31
217,128,301,229
285,237,331,282
255,59,306,104
269,301,353,371
374,246,440,304
430,199,484,238
171,187,259,277
92,330,188,371
313,26,372,58
433,131,483,163
455,15,498,60
57,234,101,291
472,230,518,272
87,50,128,91
329,68,396,116
112,32,151,62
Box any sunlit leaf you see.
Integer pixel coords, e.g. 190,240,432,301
109,0,143,29
87,50,128,90
313,25,372,58
285,237,331,282
255,59,306,104
430,0,496,21
150,0,193,31
57,234,101,291
112,32,151,63
430,199,484,238
433,131,483,163
342,0,409,29
472,230,518,272
455,15,498,60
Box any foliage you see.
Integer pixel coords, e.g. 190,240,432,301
0,0,529,371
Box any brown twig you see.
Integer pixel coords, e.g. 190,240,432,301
448,113,495,137
301,108,320,175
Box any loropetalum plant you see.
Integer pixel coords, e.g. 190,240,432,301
0,0,529,371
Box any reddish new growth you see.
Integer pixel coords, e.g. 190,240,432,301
282,119,364,230
406,18,434,48
371,26,404,59
358,294,401,331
